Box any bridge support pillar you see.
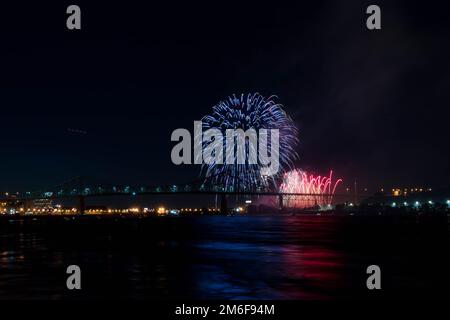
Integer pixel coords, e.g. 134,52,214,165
78,195,85,215
24,199,33,212
278,194,284,210
220,194,228,215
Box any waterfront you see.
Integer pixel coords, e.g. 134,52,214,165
0,214,448,300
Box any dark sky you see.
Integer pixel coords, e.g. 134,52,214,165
0,1,449,193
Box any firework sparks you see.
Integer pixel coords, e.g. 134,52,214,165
279,169,343,208
199,93,298,191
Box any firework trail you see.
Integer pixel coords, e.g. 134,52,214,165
199,93,298,191
279,169,343,208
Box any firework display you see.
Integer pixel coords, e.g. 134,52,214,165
199,93,299,191
279,169,343,208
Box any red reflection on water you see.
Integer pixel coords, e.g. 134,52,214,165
274,216,347,299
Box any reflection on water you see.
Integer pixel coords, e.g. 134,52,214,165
0,215,448,299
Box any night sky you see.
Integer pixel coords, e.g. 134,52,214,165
0,1,449,193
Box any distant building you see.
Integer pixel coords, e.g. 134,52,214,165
363,187,449,207
33,198,53,208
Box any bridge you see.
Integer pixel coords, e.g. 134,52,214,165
1,176,362,214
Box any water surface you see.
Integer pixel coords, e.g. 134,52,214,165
0,215,448,299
